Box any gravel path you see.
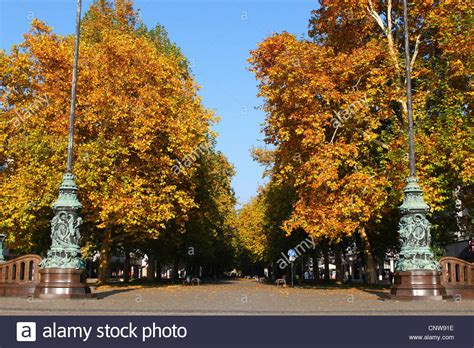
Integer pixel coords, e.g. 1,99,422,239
0,279,472,316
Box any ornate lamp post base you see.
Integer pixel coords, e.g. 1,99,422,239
34,268,95,299
390,270,449,300
390,177,449,300
35,173,94,299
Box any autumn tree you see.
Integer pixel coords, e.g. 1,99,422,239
249,32,389,283
236,193,267,275
183,142,237,277
237,178,317,279
148,139,238,280
0,0,215,282
249,0,472,283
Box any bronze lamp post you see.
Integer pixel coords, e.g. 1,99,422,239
34,0,93,298
390,0,448,300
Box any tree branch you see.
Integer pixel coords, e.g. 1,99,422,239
410,34,422,70
367,0,400,73
387,0,393,38
367,0,385,32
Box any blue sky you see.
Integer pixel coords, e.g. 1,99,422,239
0,0,317,204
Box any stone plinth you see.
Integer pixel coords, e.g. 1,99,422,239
391,270,450,300
34,268,95,299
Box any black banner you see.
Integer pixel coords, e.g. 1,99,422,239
2,316,473,348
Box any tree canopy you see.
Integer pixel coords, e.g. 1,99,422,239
0,0,236,280
247,0,472,282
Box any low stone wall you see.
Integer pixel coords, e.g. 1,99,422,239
0,254,42,297
439,256,474,299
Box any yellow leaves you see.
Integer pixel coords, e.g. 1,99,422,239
0,1,219,252
29,19,52,35
250,0,472,249
250,27,395,243
236,195,267,262
295,127,305,135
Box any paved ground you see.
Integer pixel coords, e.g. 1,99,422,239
0,279,472,315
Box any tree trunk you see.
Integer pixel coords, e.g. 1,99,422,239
323,240,330,281
334,243,343,282
311,248,320,281
147,255,156,281
172,258,179,281
378,259,385,282
98,229,112,284
123,251,131,283
156,261,162,281
301,256,304,281
359,227,377,284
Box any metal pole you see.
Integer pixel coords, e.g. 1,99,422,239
66,0,82,172
403,0,416,176
291,262,294,287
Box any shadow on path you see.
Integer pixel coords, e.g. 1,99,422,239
359,288,391,301
96,288,135,299
94,278,239,298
